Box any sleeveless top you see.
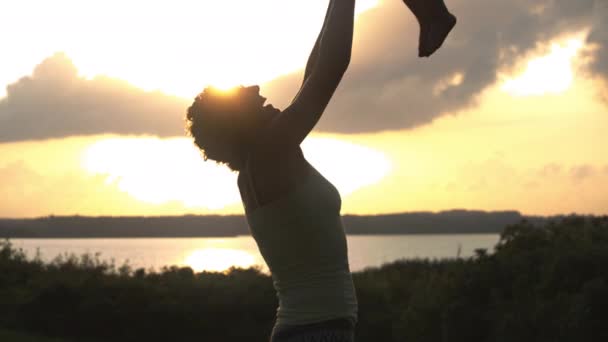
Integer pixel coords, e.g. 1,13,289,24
244,164,358,327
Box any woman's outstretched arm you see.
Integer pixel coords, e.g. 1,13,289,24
302,0,336,85
261,0,355,150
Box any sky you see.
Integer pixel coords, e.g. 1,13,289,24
0,0,607,218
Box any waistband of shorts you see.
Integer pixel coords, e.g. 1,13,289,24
272,317,355,340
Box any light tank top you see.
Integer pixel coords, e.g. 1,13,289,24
244,164,358,327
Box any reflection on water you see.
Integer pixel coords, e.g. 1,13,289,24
184,248,256,272
11,235,501,273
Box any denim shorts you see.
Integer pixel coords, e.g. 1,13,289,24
270,318,355,342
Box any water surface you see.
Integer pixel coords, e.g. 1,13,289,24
11,234,500,273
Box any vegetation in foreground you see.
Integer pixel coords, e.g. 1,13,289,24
1,216,607,342
0,329,69,342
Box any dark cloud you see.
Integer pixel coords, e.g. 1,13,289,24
587,1,608,77
1,0,606,142
264,0,605,133
0,53,187,142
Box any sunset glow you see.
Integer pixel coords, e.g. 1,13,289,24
0,0,379,98
184,248,257,272
82,136,392,210
2,3,608,336
501,36,585,96
1,0,607,218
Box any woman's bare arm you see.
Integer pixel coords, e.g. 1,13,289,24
261,0,355,150
302,0,336,85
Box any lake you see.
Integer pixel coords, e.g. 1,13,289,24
10,234,500,273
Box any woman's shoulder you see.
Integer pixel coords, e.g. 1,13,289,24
239,146,304,189
239,147,311,206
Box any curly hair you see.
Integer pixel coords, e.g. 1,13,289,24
186,86,267,171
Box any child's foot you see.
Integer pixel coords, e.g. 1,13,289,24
419,12,456,57
403,0,457,57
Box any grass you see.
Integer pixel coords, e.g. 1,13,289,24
0,329,70,342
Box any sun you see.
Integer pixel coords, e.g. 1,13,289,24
208,83,241,93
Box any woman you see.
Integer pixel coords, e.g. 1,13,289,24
186,1,456,340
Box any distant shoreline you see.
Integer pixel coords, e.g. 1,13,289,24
5,232,505,239
0,210,554,238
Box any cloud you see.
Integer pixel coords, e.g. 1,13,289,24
569,164,596,182
434,159,608,214
263,0,605,133
539,163,563,178
1,0,606,142
0,158,202,217
81,136,391,209
0,53,187,143
587,1,608,78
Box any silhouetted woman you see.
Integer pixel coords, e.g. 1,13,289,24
186,1,455,340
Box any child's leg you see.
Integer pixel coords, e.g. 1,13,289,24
402,0,457,57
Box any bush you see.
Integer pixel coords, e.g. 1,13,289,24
1,215,607,341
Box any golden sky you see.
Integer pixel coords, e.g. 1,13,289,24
1,0,607,217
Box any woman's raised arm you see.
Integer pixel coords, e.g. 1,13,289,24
302,0,336,85
260,0,355,150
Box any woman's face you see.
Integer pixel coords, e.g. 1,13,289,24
245,85,280,115
243,85,280,126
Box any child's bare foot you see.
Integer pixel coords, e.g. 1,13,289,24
403,0,457,57
419,12,456,57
